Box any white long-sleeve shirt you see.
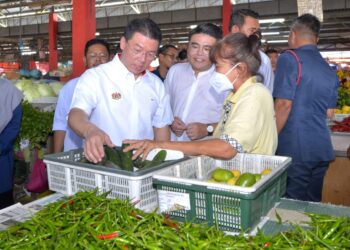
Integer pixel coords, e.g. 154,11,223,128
165,63,227,141
258,50,275,93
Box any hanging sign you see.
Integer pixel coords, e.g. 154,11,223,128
297,0,323,22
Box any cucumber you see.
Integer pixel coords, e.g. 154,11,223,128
133,156,147,169
120,143,134,171
143,150,167,169
104,146,122,167
104,160,122,169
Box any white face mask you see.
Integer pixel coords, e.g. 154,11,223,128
210,63,240,93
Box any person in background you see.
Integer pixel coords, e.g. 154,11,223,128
165,23,227,142
123,33,277,160
177,48,188,63
53,38,111,153
229,8,275,93
68,18,172,163
265,48,279,72
273,14,339,202
0,78,23,209
151,44,178,81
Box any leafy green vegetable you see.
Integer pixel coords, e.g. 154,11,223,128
15,102,54,150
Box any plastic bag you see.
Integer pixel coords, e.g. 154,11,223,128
26,159,48,193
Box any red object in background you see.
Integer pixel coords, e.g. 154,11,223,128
222,0,232,36
26,159,49,193
29,60,50,75
0,62,20,70
49,12,58,71
72,0,96,78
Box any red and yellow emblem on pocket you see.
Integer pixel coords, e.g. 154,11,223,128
111,92,121,100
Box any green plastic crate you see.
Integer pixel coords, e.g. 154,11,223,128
152,154,291,232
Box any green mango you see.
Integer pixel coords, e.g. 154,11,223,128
235,173,256,187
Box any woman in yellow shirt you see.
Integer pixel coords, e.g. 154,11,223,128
123,33,277,160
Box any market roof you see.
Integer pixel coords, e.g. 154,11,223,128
0,0,349,61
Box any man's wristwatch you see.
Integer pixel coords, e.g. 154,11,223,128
207,125,214,136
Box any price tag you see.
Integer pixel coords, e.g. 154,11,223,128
20,139,30,150
158,190,190,213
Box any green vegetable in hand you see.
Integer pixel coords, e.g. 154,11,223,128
142,150,167,169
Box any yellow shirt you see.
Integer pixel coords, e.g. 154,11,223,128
214,76,277,155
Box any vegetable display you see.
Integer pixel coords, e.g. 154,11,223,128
335,70,350,114
82,144,167,171
209,167,272,187
331,116,350,132
15,101,54,150
14,79,63,102
1,191,349,249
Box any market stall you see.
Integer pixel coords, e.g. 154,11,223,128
0,190,349,249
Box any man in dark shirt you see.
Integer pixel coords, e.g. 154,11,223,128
151,44,177,81
273,14,339,202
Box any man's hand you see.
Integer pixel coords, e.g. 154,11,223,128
170,117,187,137
274,98,292,133
84,126,114,163
123,139,159,161
186,123,207,140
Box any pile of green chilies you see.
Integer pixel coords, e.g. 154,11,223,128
0,191,349,249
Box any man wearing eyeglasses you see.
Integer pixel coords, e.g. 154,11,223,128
151,44,178,82
53,38,110,153
165,23,227,142
68,18,172,163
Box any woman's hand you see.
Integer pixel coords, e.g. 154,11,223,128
123,139,159,160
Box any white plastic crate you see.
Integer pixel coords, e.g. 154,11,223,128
152,153,291,232
44,149,184,212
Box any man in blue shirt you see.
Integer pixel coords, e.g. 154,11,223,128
53,38,110,152
151,44,178,82
273,14,339,202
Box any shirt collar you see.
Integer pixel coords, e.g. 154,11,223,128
298,44,318,51
189,63,215,78
226,76,257,104
113,54,147,80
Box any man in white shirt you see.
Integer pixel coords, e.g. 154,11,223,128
165,23,227,141
53,38,110,153
68,18,173,163
230,9,275,93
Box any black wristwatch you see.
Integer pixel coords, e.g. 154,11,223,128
207,125,214,136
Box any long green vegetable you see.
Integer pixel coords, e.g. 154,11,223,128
0,191,349,249
82,145,167,172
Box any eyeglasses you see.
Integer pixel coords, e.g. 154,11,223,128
87,53,109,60
126,42,157,60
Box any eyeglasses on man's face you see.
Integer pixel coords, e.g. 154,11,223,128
87,53,109,61
126,41,157,61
